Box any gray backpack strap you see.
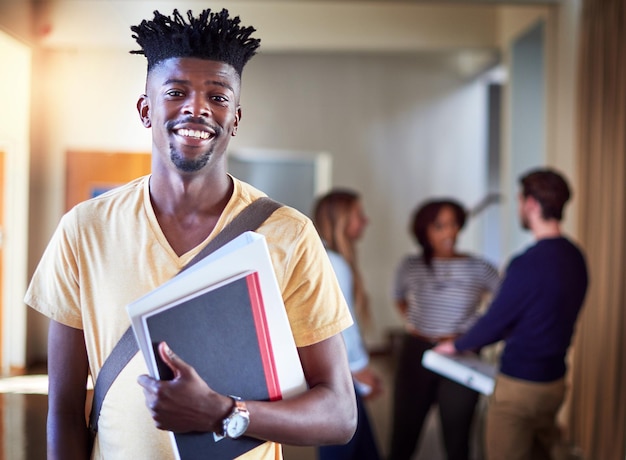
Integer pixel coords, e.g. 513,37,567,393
179,197,284,273
88,327,137,434
88,197,283,435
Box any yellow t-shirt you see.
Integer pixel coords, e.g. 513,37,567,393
24,175,352,460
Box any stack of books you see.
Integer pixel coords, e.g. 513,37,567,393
127,231,307,459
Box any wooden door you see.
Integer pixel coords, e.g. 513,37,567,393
65,151,151,211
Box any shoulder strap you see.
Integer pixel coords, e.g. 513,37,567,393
88,197,283,434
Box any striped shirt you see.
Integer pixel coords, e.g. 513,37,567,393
394,255,501,337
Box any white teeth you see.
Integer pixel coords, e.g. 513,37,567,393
178,128,210,140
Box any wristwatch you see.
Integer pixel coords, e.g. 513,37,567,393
222,396,250,439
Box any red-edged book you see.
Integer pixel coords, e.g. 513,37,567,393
127,232,307,460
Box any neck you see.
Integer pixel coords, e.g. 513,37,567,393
149,170,233,217
431,250,460,259
531,219,561,240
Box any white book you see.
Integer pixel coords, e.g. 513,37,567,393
422,349,497,395
126,231,307,400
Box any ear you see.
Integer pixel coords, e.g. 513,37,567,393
137,94,151,128
526,195,542,217
232,106,242,137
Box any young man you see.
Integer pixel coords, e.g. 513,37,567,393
435,168,588,460
25,9,356,460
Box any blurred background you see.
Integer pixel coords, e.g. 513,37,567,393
0,1,623,459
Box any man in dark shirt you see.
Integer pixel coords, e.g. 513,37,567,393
435,168,588,460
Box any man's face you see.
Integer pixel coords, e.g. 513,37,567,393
138,57,241,174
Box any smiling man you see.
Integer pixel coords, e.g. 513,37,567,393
25,9,356,460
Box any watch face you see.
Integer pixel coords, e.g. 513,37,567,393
226,412,250,438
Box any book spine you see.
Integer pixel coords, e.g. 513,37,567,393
247,272,282,401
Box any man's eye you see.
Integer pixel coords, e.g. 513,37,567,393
166,90,184,97
212,95,228,103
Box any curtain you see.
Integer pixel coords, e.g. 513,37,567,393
568,0,626,459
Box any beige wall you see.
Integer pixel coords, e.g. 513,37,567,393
494,3,581,256
36,1,499,53
0,1,33,44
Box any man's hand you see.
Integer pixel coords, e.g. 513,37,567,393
137,342,231,433
433,339,458,355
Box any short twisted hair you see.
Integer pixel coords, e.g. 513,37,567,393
130,8,261,76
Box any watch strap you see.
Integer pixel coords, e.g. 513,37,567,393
222,395,250,439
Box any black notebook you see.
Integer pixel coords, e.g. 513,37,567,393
127,232,307,460
145,271,273,459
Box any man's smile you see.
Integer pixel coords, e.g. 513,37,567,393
175,128,212,140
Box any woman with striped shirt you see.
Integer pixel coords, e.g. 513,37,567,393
388,199,500,460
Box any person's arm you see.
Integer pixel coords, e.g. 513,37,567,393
47,320,91,460
326,251,382,400
138,334,357,445
393,257,410,319
395,299,408,318
436,258,528,354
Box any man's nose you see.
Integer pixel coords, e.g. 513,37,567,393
184,93,210,118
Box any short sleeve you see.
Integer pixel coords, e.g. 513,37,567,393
24,211,83,329
276,219,353,348
393,256,411,301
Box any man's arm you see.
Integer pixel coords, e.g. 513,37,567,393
248,334,357,445
436,259,528,355
138,333,357,445
47,320,91,460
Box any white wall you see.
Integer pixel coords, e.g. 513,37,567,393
231,53,492,343
0,30,31,373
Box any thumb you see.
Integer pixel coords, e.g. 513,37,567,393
158,342,192,379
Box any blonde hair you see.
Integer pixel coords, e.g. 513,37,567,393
313,190,369,323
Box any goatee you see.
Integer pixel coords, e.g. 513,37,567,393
169,147,212,172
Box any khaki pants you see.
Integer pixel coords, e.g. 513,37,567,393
485,374,566,460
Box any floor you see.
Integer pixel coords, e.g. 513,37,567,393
283,351,488,460
0,353,489,460
0,378,48,460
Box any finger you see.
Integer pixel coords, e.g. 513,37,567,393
158,342,191,379
137,374,155,389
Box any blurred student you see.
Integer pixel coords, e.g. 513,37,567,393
314,189,383,460
389,199,501,460
435,169,588,460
